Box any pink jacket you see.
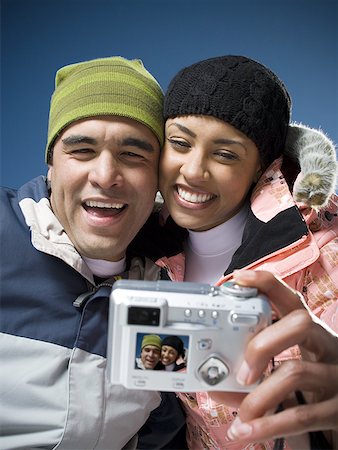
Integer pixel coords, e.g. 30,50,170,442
155,157,338,450
157,157,338,332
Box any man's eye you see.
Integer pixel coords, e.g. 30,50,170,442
71,148,94,154
122,151,144,159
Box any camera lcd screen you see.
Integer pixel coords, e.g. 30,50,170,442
135,332,189,372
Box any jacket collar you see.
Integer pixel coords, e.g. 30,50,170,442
224,158,309,274
18,176,95,283
155,157,311,280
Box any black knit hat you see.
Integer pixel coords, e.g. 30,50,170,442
161,335,184,356
164,55,291,168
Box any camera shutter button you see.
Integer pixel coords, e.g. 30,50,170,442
220,282,258,299
230,312,259,325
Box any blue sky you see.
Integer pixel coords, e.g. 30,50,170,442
1,0,337,188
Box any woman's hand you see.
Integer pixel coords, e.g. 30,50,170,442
225,271,338,444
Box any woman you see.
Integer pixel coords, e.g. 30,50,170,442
155,55,337,449
161,335,186,371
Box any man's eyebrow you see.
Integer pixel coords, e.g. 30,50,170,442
61,135,155,152
122,137,155,153
62,135,97,146
213,138,248,152
167,122,197,138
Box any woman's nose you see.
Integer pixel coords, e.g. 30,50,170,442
179,151,209,182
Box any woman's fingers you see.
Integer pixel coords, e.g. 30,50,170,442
227,359,338,443
236,309,311,385
238,359,338,422
218,270,338,445
228,398,338,442
230,271,338,385
237,309,338,385
232,269,305,316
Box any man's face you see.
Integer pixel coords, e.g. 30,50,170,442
141,345,161,369
48,117,160,261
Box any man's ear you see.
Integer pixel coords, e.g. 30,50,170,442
47,166,52,182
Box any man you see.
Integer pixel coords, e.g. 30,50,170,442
136,334,162,369
0,56,185,449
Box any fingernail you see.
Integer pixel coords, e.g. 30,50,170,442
227,417,252,440
236,360,250,385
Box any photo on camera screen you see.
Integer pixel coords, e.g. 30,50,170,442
135,332,189,372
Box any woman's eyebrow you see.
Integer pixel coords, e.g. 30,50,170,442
62,135,97,146
168,123,248,152
167,122,197,138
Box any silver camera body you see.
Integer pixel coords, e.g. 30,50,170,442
107,279,271,392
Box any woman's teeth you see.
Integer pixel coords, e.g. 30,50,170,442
177,187,213,204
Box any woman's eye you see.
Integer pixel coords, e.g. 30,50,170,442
167,138,190,150
214,151,239,162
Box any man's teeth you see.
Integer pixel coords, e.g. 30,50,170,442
85,200,124,209
177,187,213,204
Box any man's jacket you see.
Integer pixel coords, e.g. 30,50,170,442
0,176,185,450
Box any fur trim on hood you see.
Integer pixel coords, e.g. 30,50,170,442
285,123,337,209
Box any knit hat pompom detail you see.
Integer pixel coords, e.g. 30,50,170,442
164,55,291,168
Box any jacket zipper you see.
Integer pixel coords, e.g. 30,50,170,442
73,281,114,308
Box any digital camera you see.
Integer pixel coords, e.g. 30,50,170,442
107,279,271,392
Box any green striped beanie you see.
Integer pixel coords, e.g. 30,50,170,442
46,56,164,162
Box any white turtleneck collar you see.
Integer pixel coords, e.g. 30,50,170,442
184,204,249,284
82,256,126,279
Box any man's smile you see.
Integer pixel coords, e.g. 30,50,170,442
83,200,127,217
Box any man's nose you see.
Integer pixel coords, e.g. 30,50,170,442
88,152,123,189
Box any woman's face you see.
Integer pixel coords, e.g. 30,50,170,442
159,116,261,231
161,345,179,366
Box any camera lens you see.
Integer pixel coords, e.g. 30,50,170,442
128,306,160,326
